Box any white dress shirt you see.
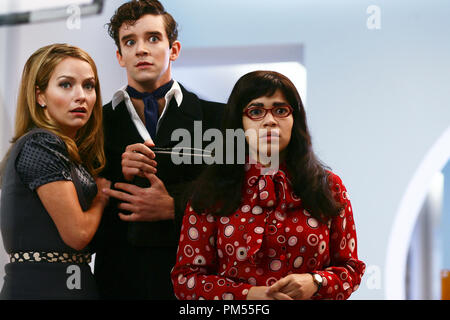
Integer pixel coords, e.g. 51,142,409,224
111,80,184,141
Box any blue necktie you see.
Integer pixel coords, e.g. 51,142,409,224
126,80,174,140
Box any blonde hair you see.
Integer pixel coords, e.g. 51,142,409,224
10,43,105,176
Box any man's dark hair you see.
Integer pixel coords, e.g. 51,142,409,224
107,0,179,54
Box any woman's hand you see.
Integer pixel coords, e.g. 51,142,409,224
95,177,111,207
246,286,293,300
37,177,111,251
266,273,318,300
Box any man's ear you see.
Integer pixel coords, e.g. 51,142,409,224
169,40,181,62
116,50,125,67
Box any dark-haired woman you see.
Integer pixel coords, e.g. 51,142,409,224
170,71,365,300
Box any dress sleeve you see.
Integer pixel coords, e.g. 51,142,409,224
312,173,366,300
171,204,252,300
16,132,73,190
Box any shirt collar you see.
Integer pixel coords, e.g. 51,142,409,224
244,158,288,178
111,80,183,110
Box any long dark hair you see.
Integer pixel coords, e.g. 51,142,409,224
188,70,342,221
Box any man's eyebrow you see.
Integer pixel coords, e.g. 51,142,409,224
121,31,163,42
120,33,135,42
145,31,163,37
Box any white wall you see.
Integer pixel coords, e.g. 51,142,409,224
0,23,9,153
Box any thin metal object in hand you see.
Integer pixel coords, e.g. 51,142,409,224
152,147,214,158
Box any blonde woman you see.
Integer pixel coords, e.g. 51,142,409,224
0,44,110,299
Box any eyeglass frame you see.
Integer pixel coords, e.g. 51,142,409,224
242,104,294,120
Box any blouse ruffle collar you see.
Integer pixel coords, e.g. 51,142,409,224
242,162,302,263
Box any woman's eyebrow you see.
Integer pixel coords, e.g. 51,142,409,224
247,102,288,107
247,102,264,107
56,75,95,81
56,75,75,80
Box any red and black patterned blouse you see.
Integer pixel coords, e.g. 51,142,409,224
171,162,365,300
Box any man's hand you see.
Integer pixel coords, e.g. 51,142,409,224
102,171,175,222
121,140,157,181
266,273,318,300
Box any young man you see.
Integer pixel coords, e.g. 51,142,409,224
93,0,224,299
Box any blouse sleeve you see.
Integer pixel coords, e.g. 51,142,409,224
171,204,252,300
16,132,73,190
311,173,366,300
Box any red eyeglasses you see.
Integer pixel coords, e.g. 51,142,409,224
243,104,294,120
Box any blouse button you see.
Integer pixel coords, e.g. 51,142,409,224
276,223,282,228
62,171,71,180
